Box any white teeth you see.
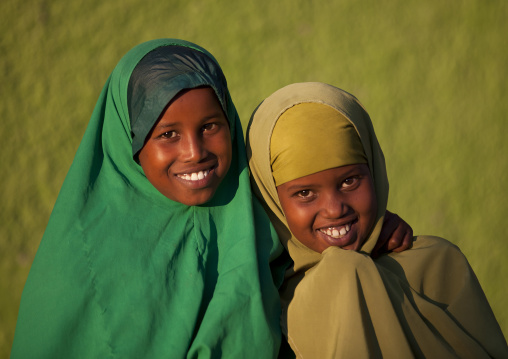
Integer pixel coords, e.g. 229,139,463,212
320,223,352,239
178,170,210,181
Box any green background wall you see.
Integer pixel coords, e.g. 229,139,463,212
1,0,507,356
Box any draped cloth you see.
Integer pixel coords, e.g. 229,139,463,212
270,103,367,187
247,82,508,358
11,39,285,359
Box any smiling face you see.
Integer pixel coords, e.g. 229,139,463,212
276,164,377,253
138,87,232,206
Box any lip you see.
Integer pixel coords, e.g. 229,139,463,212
316,218,359,249
174,162,218,176
172,163,219,189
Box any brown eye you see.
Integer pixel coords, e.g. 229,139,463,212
342,176,359,189
160,131,178,139
202,123,217,132
296,190,312,198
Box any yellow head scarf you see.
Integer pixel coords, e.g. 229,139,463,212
271,102,367,186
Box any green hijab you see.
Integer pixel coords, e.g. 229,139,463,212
248,82,507,358
11,39,284,358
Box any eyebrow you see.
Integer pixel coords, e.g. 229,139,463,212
155,122,177,129
156,113,226,129
339,166,367,177
283,183,320,192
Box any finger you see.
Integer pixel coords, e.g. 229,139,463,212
373,227,390,254
378,213,399,246
385,222,406,251
392,229,414,252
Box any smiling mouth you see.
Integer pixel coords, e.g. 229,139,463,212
176,169,211,181
319,223,352,238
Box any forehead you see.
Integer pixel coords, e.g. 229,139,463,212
157,87,226,125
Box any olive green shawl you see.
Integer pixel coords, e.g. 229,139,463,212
247,82,507,358
11,39,284,358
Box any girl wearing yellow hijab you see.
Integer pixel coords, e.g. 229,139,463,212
247,82,508,358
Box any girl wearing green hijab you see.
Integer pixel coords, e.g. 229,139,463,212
11,39,286,358
247,82,508,358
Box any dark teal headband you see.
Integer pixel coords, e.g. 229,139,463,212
127,45,228,157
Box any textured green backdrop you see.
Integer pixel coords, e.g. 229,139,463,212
1,0,507,356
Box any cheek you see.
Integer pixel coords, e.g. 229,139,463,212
358,185,378,229
282,204,313,235
277,189,313,235
219,132,232,156
138,149,152,175
154,148,176,168
224,139,233,166
214,132,233,171
139,146,176,178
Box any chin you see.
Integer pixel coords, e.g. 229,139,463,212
176,191,215,206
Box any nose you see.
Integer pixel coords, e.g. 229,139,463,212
320,192,348,219
181,133,208,162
